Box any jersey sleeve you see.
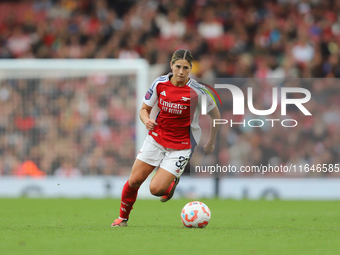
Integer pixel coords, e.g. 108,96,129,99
206,92,216,113
143,78,160,107
193,81,216,113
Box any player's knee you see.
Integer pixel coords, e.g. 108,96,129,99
128,178,143,189
149,183,165,196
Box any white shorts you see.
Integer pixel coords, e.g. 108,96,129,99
136,135,192,178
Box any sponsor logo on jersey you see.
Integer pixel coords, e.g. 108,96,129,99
181,96,190,101
159,98,187,109
145,89,153,100
160,91,166,96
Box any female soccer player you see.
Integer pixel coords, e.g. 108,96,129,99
111,49,220,227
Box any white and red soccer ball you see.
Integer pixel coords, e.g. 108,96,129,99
181,201,211,228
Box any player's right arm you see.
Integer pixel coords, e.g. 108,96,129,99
140,103,158,131
141,76,164,131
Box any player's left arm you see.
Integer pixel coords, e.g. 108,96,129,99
203,106,220,155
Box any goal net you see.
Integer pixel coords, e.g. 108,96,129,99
0,59,149,176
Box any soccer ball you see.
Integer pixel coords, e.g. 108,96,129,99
180,201,211,228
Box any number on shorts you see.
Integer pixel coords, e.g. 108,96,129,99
176,156,189,170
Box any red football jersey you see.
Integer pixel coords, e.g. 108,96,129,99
143,74,215,149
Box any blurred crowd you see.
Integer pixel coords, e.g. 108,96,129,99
1,0,340,78
0,75,136,176
0,0,339,177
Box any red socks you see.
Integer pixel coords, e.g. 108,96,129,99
119,180,139,220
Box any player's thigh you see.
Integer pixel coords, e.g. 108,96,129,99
149,167,177,196
129,135,166,188
128,159,156,188
149,148,191,195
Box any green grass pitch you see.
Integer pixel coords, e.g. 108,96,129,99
0,198,339,255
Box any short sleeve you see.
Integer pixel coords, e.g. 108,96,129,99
143,79,160,107
191,79,216,113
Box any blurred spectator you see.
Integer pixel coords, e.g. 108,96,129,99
291,34,315,63
54,157,82,177
156,8,186,39
15,160,46,178
6,27,32,57
197,7,224,39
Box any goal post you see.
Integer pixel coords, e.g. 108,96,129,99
0,59,149,175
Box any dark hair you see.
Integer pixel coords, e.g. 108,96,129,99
171,49,194,67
